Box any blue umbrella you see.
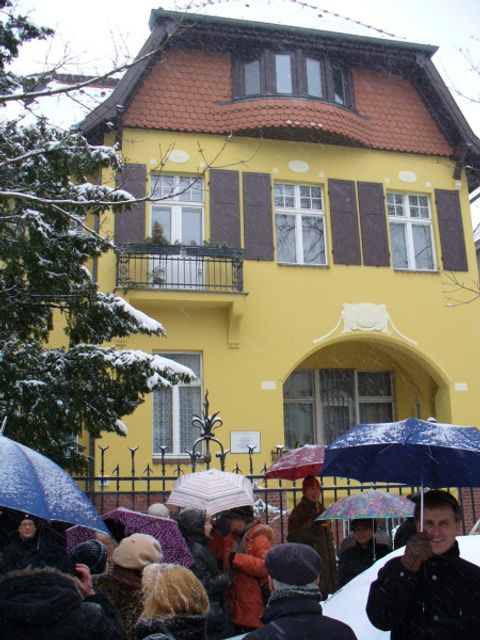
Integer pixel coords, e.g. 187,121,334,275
320,417,480,488
0,434,110,534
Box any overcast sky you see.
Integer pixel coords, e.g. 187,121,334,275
11,0,480,223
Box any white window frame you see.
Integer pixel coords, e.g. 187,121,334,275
150,174,204,244
274,182,327,266
387,192,436,271
283,369,394,446
152,352,203,457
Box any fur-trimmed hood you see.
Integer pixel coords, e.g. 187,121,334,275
136,614,207,640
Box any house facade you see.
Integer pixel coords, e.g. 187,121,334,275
80,10,480,474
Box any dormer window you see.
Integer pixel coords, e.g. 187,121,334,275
233,49,352,108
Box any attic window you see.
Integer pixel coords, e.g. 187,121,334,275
233,50,352,108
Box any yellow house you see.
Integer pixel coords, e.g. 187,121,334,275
80,10,480,476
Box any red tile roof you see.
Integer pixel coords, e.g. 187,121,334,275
124,48,452,156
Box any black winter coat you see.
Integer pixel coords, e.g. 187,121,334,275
366,541,480,639
0,567,126,640
0,526,73,574
177,509,234,640
136,614,207,640
338,539,390,587
242,588,358,640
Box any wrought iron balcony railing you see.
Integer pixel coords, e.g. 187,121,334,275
116,244,245,293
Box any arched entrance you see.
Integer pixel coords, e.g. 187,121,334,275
281,333,451,448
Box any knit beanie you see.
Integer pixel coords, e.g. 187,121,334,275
112,533,163,570
147,503,170,518
69,539,108,575
302,476,321,492
266,543,322,586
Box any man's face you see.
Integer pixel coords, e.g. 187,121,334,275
228,517,247,534
352,522,374,547
18,519,36,539
417,506,460,556
304,484,320,502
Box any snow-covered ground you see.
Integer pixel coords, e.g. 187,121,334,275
322,535,480,639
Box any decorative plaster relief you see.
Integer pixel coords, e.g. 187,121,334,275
384,177,391,183
313,303,417,345
261,381,277,390
168,149,190,163
425,181,432,188
398,170,417,183
272,167,280,174
454,382,468,391
318,171,325,178
288,160,309,173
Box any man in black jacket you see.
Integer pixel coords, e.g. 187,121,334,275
243,542,358,640
366,490,480,640
0,563,126,640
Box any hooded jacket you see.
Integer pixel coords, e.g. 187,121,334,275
222,521,274,629
366,541,480,639
177,509,234,639
0,567,126,640
242,587,358,640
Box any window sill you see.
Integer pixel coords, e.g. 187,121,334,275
392,268,438,274
277,261,329,268
218,94,356,113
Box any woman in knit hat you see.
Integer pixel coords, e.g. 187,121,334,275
287,476,338,597
135,563,209,640
96,533,163,640
69,539,109,576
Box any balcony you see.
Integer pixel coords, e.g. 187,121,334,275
116,244,245,293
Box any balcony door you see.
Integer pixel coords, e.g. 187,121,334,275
150,175,203,289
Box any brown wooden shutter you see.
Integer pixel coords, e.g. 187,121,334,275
243,172,273,261
209,169,241,247
357,182,390,267
435,189,468,271
115,163,147,244
328,179,361,265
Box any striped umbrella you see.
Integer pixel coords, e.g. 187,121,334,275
167,469,254,516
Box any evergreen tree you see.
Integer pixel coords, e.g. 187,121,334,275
0,1,192,470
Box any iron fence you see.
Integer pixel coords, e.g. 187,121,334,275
116,244,244,292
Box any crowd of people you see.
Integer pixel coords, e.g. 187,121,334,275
0,484,477,639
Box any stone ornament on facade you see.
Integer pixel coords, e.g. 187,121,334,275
313,303,417,345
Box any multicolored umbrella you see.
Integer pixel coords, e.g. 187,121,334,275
264,444,325,480
315,489,414,521
167,469,254,515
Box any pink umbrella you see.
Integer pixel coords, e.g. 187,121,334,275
167,469,254,515
102,507,193,567
67,507,194,567
265,444,325,480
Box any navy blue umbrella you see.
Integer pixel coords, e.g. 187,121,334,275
0,434,110,534
320,417,480,488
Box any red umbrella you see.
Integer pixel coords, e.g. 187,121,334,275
265,444,325,480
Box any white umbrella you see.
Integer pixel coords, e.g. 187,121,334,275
167,469,254,515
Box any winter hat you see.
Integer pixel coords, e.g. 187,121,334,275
302,476,321,492
112,533,163,570
69,539,108,575
266,543,322,586
147,503,170,518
